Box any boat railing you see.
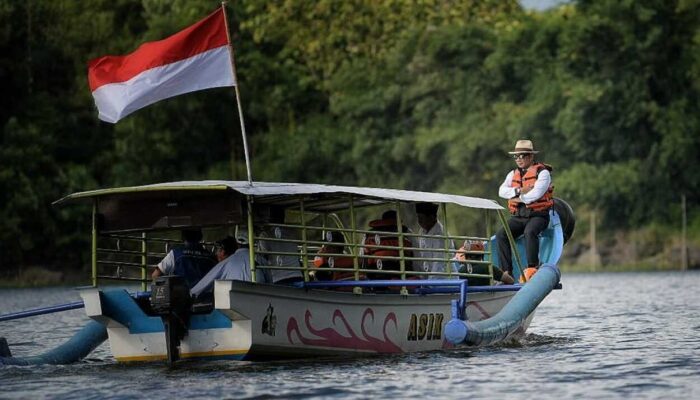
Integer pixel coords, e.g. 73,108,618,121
94,233,220,289
251,221,496,290
89,215,500,291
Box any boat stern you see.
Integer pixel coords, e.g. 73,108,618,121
80,288,251,362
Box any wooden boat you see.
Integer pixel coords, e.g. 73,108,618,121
45,181,569,363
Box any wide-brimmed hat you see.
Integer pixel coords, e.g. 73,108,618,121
508,139,539,155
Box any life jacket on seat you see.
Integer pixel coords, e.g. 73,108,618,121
362,218,413,279
313,254,365,281
508,162,554,215
172,244,217,289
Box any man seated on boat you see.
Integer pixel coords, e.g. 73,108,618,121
152,228,217,289
190,236,261,298
496,139,553,283
362,210,413,280
452,240,514,286
312,230,363,282
415,202,457,279
256,206,304,285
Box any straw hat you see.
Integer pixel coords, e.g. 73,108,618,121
508,139,539,154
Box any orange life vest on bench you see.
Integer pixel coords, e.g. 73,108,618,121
313,254,364,281
362,218,413,275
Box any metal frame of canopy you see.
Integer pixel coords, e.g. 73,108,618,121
54,180,504,210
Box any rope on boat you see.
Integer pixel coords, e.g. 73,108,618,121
0,320,107,366
445,263,561,346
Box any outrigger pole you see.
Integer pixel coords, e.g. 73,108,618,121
221,1,253,184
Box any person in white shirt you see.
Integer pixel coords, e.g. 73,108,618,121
496,139,554,283
190,236,259,298
414,202,456,280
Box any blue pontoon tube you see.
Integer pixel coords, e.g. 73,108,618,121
0,320,107,366
445,263,561,346
0,291,150,365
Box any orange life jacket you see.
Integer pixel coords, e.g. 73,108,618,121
313,253,364,281
362,218,413,275
508,162,554,214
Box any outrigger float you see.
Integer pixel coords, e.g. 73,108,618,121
0,181,574,365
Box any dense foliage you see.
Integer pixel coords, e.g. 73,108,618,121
1,0,699,274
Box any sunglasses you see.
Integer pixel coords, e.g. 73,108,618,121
512,154,531,160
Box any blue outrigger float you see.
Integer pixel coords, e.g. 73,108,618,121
0,181,573,365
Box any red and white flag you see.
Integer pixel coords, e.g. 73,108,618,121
88,8,235,123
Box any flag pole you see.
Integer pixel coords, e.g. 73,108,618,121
221,1,253,184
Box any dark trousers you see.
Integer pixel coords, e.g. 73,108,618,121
496,215,549,273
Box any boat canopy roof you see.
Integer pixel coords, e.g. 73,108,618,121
54,180,503,211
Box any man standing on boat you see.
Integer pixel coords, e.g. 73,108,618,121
496,139,554,283
152,229,216,289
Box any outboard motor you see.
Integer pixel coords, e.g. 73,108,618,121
150,276,192,365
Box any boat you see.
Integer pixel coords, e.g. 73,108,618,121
0,180,573,365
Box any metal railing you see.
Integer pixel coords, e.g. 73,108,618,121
88,192,507,291
249,221,497,293
94,233,220,290
92,221,498,290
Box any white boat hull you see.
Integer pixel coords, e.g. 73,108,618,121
81,281,532,362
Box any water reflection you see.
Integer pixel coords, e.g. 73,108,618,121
1,271,699,399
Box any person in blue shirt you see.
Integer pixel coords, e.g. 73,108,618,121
152,229,216,289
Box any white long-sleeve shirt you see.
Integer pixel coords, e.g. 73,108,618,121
415,221,457,279
498,168,551,204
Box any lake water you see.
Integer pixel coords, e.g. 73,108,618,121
1,271,698,399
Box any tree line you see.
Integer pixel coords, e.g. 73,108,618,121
1,0,698,275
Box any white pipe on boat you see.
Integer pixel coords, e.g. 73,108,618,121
445,263,561,346
0,320,107,366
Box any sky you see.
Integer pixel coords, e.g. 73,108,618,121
520,0,570,10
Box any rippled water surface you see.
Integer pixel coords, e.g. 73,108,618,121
1,271,699,399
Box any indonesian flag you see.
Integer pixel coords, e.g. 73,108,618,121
88,8,235,123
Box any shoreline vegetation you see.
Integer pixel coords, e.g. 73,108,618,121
560,263,696,273
1,265,696,289
0,267,90,288
561,222,700,272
